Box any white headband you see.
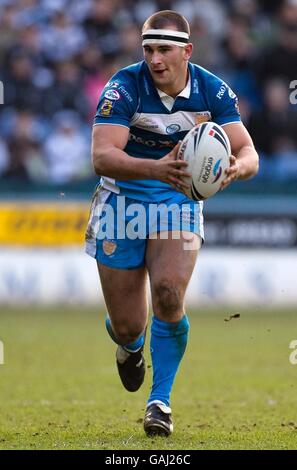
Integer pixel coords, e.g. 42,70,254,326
142,29,190,48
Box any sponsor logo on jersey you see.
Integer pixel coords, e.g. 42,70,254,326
129,132,174,149
216,84,227,100
137,117,159,130
227,86,236,99
195,111,211,125
118,86,133,102
99,99,114,116
104,89,120,100
106,81,120,88
105,82,133,102
193,78,199,94
166,124,181,134
144,77,150,95
216,82,237,101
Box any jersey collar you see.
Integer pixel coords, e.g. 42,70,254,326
156,73,191,111
157,73,191,100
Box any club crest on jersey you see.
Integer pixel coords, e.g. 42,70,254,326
104,89,120,100
103,239,117,256
99,99,114,116
166,124,181,134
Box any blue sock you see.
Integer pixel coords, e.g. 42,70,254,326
148,315,189,407
105,317,145,352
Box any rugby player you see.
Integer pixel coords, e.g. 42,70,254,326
86,10,259,437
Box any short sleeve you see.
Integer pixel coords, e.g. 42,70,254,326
208,75,241,126
94,71,138,128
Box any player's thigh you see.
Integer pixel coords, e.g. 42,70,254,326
97,262,148,329
145,231,201,311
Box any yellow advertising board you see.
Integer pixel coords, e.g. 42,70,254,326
0,202,89,246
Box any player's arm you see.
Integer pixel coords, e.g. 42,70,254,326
220,122,259,190
92,124,191,190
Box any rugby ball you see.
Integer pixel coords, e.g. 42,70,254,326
177,122,231,200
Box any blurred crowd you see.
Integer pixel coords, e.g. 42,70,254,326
0,0,297,185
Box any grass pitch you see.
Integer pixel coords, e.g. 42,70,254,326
0,306,296,450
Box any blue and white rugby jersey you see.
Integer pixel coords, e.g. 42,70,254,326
94,61,241,202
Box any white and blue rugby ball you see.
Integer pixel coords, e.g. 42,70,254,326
177,122,231,200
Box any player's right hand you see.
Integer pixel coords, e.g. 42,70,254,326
151,143,192,192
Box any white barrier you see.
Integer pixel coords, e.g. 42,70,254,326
0,248,296,306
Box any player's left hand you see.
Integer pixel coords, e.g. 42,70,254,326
220,155,240,190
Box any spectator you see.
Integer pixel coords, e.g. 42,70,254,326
4,51,43,113
118,24,143,64
249,78,297,155
248,78,297,179
0,4,18,65
4,110,46,181
42,60,89,118
84,57,122,122
219,13,260,121
41,11,87,63
43,110,91,184
0,0,296,185
253,0,297,87
83,0,121,56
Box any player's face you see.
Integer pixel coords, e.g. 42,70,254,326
143,42,192,96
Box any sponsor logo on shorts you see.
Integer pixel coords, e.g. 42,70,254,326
104,89,120,100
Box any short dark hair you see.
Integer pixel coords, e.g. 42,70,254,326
142,10,190,35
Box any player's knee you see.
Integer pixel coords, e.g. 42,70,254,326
153,279,183,318
112,322,144,346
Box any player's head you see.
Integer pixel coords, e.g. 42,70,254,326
142,11,193,94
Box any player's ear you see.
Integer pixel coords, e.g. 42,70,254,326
183,43,193,61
